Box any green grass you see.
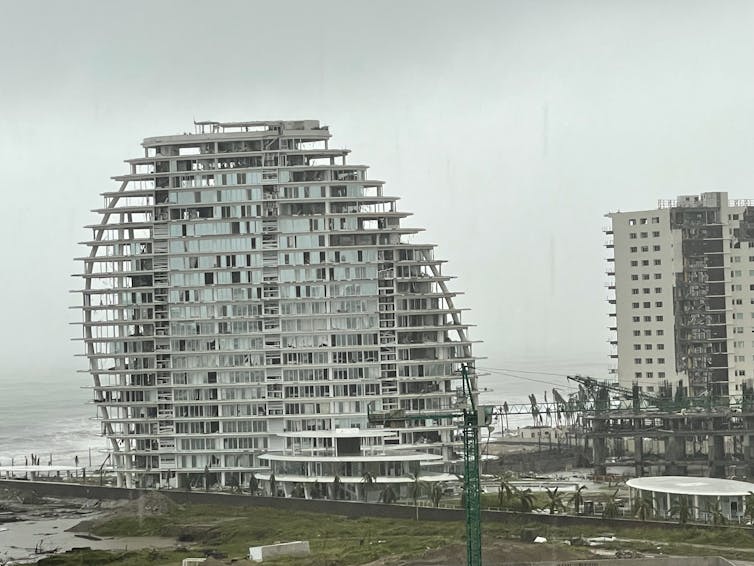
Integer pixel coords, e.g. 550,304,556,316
36,549,190,566
89,505,468,565
36,502,754,565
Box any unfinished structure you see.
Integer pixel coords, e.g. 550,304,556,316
580,380,754,478
589,195,754,479
607,192,754,397
77,120,477,489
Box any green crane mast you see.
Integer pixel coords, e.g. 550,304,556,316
367,363,484,566
460,363,482,566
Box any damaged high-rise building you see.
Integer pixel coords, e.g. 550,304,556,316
607,192,754,398
78,120,477,492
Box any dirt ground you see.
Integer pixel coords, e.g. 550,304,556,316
362,538,599,566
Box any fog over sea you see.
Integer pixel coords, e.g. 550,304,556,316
0,356,608,466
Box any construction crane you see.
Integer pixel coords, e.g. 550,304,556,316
367,363,488,566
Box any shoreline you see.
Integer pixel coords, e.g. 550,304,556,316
0,487,177,565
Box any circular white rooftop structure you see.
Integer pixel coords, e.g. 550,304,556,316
627,476,754,497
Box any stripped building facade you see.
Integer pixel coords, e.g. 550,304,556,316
78,120,477,490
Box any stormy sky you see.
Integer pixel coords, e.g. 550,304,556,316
0,0,752,385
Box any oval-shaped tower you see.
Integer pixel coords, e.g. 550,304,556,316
79,120,477,490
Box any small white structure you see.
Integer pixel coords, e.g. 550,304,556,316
258,429,456,500
626,476,754,521
181,559,205,566
249,541,310,562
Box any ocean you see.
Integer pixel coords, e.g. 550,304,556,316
0,357,608,466
0,372,106,468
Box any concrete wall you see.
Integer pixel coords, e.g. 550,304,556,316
0,479,746,534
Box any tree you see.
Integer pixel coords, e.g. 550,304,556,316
268,472,277,497
569,485,587,515
408,473,426,520
705,500,727,525
632,494,653,521
310,480,322,499
291,483,305,498
501,402,510,432
497,475,516,509
743,491,754,523
379,484,398,504
248,472,259,496
602,489,620,519
332,474,342,500
670,495,693,525
517,488,535,513
545,487,565,515
529,394,541,427
429,482,444,508
361,472,375,502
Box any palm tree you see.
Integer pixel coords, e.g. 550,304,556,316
408,473,426,520
633,494,653,521
517,487,535,512
379,484,398,504
361,471,375,502
670,495,693,525
248,472,259,496
570,485,587,515
332,474,342,500
429,482,444,508
497,475,516,508
543,391,552,427
482,425,494,473
744,491,754,524
602,489,620,519
552,388,567,426
705,500,727,525
545,487,565,515
529,394,541,426
310,480,322,499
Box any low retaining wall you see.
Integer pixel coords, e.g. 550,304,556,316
0,479,747,534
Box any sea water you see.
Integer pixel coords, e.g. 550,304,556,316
0,357,608,466
0,372,105,467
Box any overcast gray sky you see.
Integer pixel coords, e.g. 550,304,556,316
0,0,752,381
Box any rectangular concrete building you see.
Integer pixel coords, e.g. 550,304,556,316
607,192,754,398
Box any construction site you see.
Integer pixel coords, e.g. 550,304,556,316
495,374,754,481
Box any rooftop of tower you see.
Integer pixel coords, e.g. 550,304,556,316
142,120,329,148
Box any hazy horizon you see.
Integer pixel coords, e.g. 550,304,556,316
1,0,753,383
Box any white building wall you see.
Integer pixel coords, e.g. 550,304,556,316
608,192,754,397
609,207,680,392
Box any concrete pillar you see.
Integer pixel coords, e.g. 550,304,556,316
634,431,644,477
662,416,684,475
651,490,658,518
742,415,754,478
709,424,726,478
